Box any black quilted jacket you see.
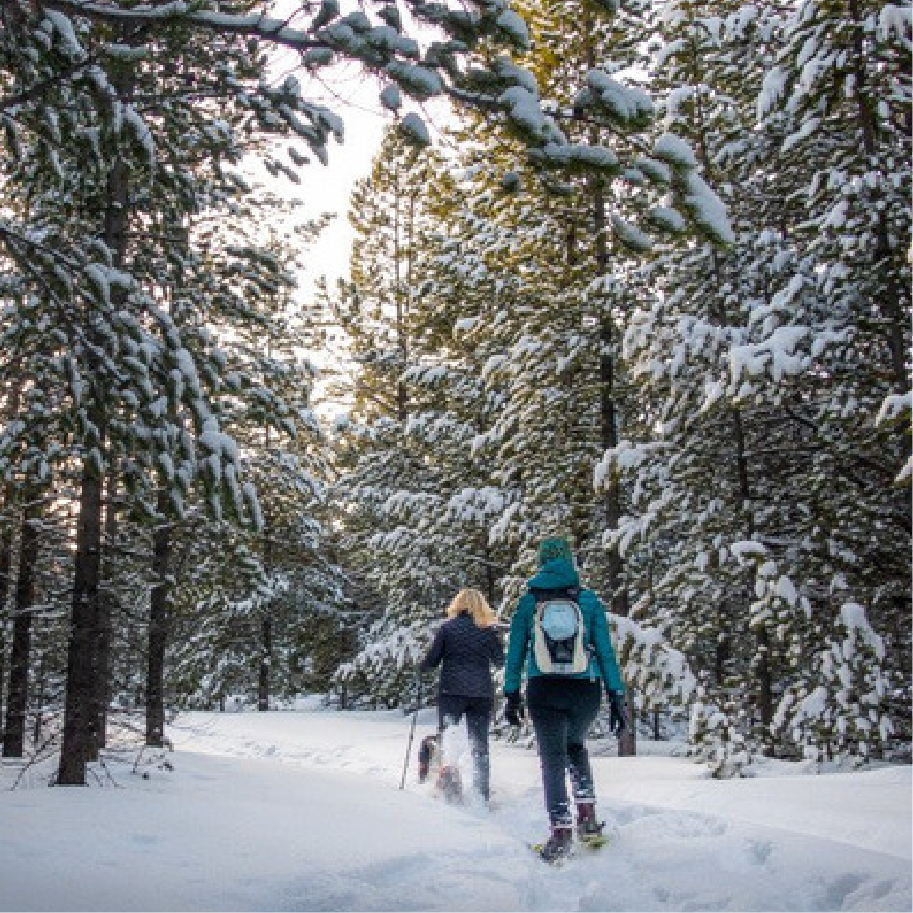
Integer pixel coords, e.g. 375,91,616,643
422,612,504,699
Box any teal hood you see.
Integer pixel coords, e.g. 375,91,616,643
528,558,579,590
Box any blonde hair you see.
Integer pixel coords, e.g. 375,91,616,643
446,588,497,628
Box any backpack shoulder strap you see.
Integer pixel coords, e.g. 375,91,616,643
575,589,599,646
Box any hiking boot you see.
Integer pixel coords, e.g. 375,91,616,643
539,826,573,863
417,735,438,783
438,765,463,804
576,802,605,846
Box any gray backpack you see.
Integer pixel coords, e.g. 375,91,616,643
532,590,588,675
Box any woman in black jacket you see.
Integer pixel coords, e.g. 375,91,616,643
422,588,504,801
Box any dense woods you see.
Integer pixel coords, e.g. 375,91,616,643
0,0,909,785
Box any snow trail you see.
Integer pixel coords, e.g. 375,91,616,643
0,707,909,911
164,708,911,911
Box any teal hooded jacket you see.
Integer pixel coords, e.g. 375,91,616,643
504,558,625,694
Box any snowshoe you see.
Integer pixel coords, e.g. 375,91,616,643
532,827,573,864
576,803,608,849
578,829,608,850
438,765,463,804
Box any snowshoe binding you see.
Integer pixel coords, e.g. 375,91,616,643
534,827,573,864
576,802,608,849
437,765,463,804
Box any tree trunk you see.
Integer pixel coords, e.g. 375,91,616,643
59,46,130,781
258,617,272,712
93,468,119,753
755,626,773,732
32,650,46,747
601,309,637,758
593,168,637,756
62,323,118,780
2,498,39,758
258,425,273,713
0,514,13,735
0,389,22,737
58,462,105,784
583,19,635,757
146,514,171,747
484,544,496,606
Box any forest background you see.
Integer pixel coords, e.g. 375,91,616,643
0,0,909,787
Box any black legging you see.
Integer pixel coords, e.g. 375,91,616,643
527,678,601,826
438,694,492,800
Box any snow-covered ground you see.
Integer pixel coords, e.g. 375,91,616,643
0,704,909,912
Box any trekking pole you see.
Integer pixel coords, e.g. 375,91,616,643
399,670,422,790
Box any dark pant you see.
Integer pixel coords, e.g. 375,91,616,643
527,678,601,826
438,694,492,800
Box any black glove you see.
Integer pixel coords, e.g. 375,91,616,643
504,691,525,727
607,690,626,736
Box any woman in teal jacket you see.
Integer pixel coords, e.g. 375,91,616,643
504,537,626,862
